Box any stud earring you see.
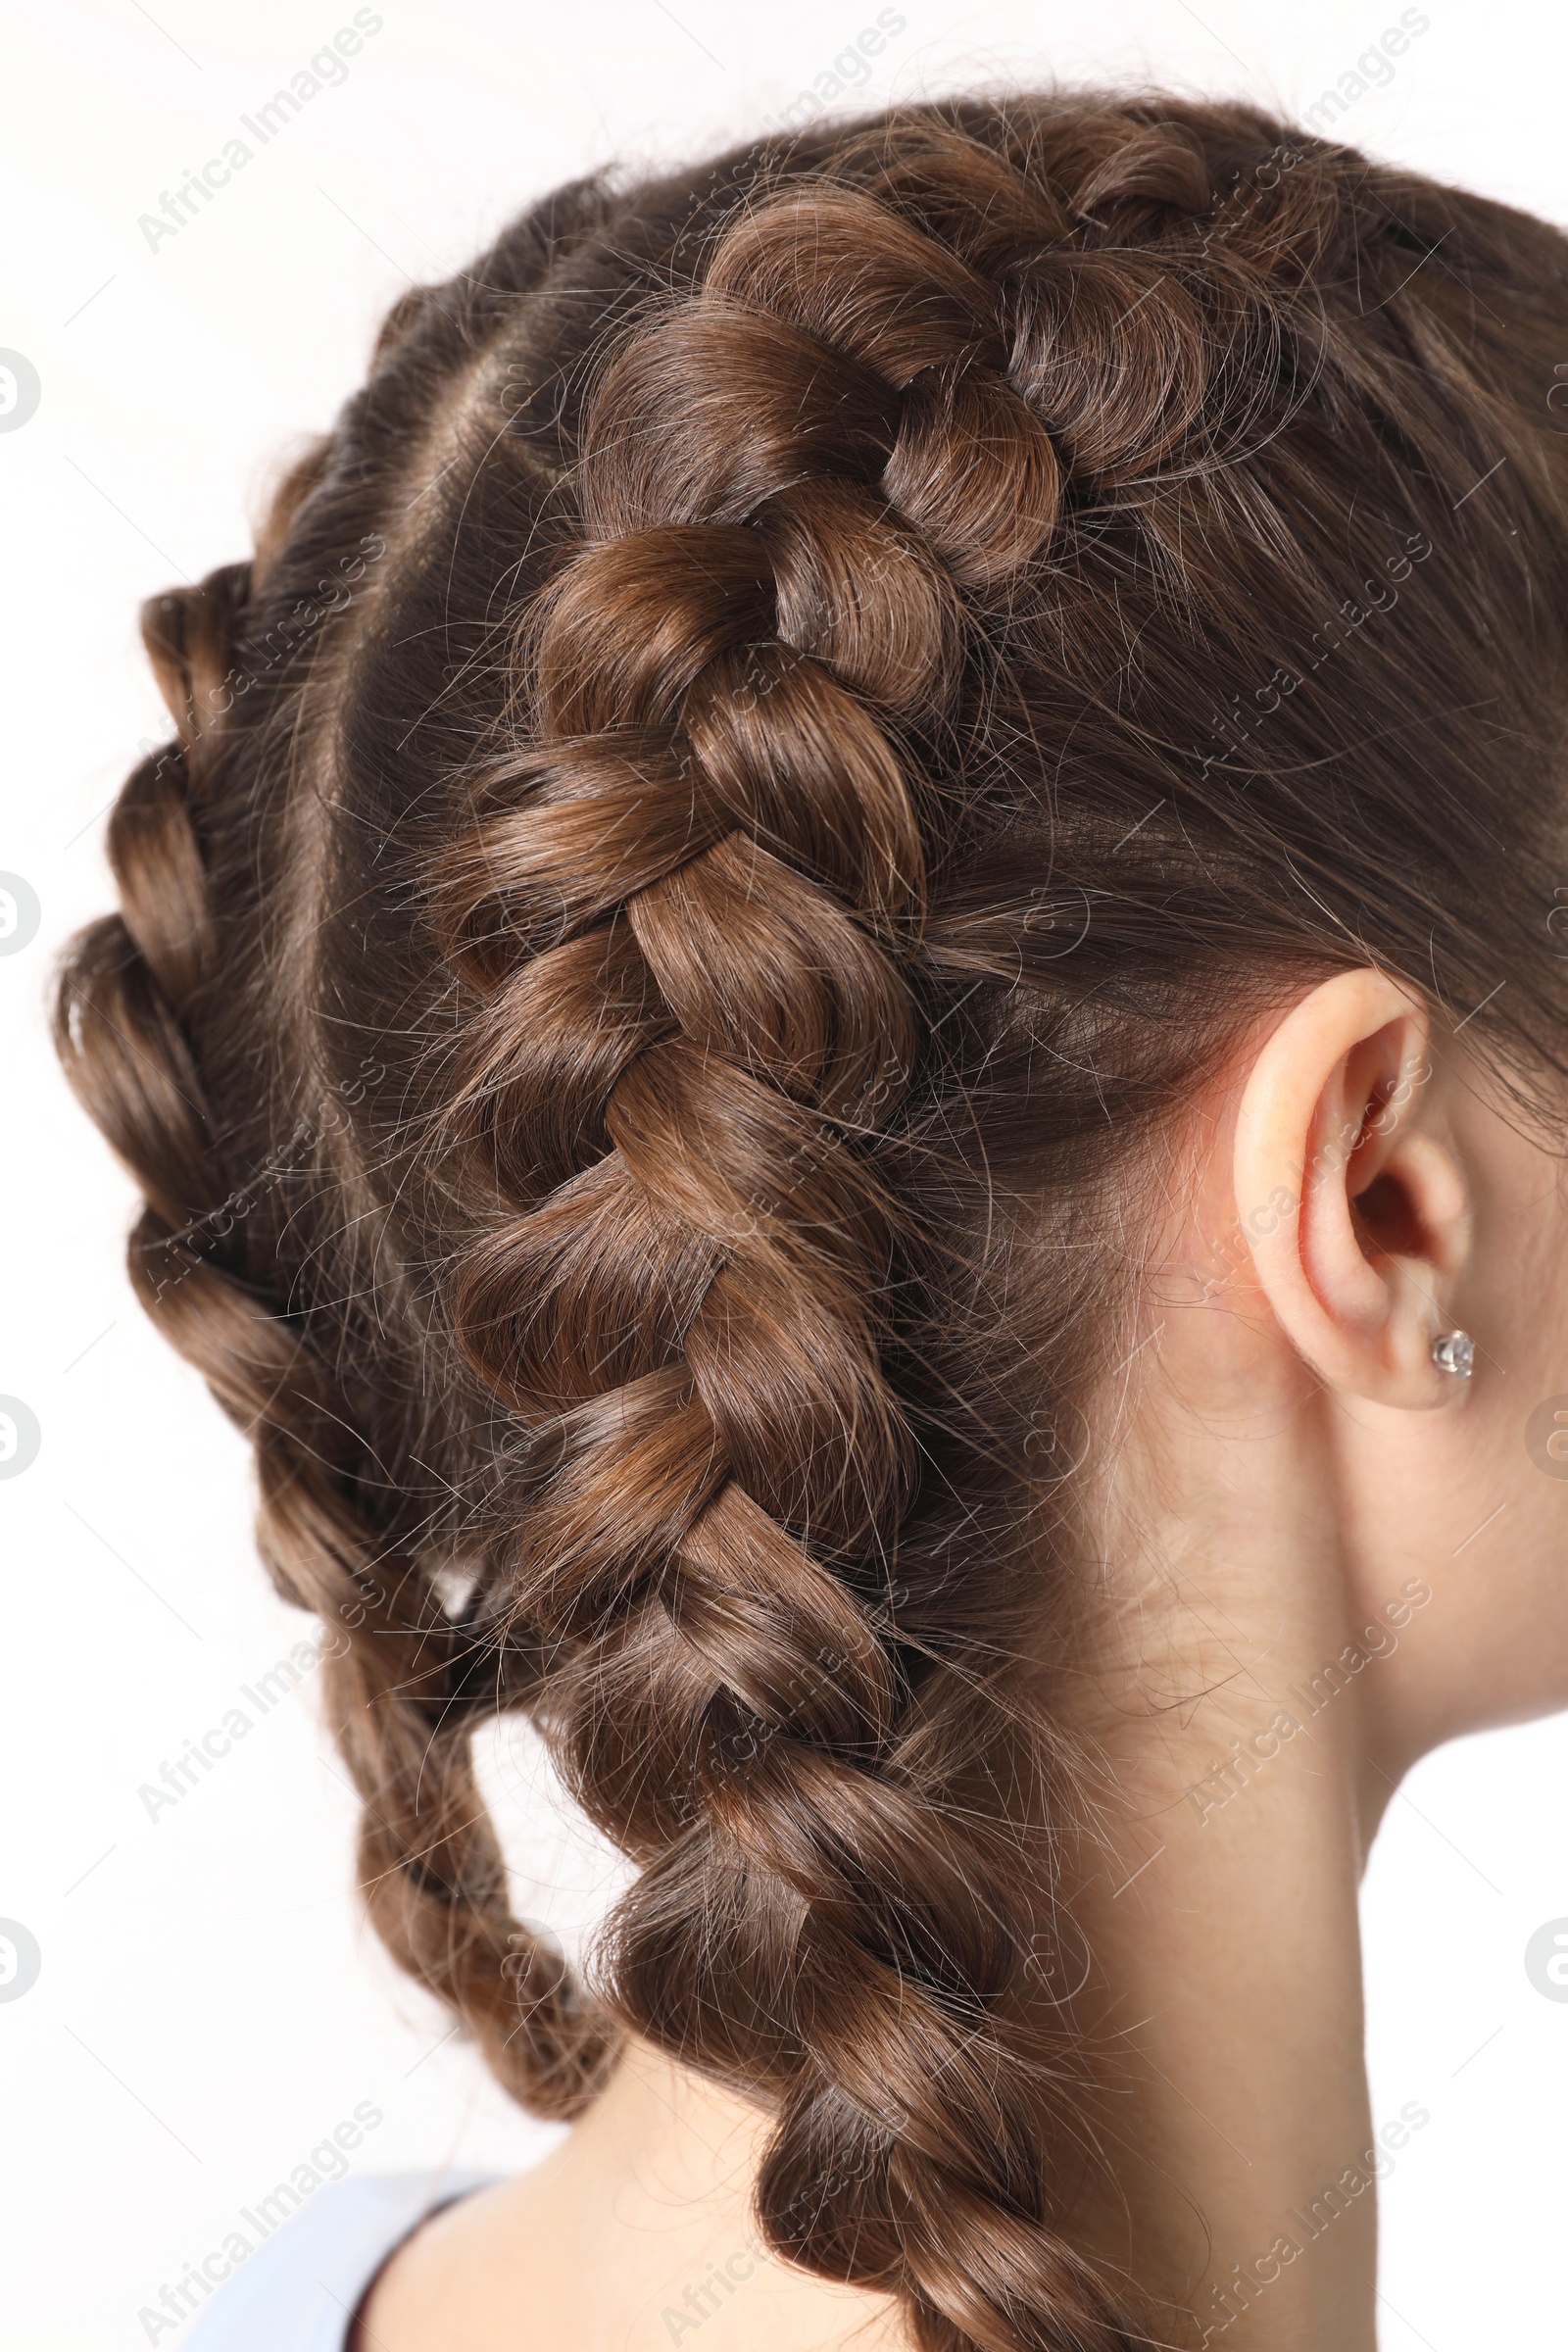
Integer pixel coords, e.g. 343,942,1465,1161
1432,1330,1474,1379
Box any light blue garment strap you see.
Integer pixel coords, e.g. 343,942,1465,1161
182,2171,499,2351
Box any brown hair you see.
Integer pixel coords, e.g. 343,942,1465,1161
55,91,1568,2351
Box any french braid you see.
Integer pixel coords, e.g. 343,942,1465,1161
57,92,1568,2352
57,434,616,2118
434,159,1138,2350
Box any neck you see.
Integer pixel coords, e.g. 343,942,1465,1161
364,2041,906,2351
1054,1309,1391,2348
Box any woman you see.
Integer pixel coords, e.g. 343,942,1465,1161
57,88,1568,2351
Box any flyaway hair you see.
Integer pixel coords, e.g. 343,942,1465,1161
56,94,1568,2351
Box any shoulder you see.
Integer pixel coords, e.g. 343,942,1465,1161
176,2172,499,2351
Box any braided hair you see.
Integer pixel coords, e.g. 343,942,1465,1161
56,94,1568,2352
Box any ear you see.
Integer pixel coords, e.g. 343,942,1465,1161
1232,970,1472,1407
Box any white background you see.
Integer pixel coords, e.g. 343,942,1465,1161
3,1,1567,2344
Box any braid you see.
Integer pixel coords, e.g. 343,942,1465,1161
56,556,615,2121
59,89,1568,2352
433,161,1157,2350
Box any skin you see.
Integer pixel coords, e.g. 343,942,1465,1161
356,969,1568,2351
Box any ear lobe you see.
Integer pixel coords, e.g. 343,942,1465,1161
1232,971,1471,1407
